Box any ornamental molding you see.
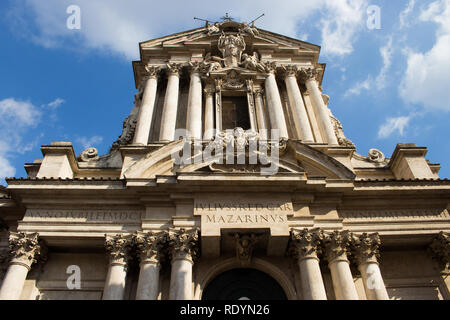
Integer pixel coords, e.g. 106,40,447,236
289,228,324,260
428,231,449,270
168,228,200,262
323,230,352,263
135,231,169,265
351,233,381,265
233,233,260,266
368,148,386,163
105,234,134,266
111,109,138,149
79,147,99,162
330,115,355,148
7,232,43,269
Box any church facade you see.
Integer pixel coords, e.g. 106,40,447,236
0,20,449,300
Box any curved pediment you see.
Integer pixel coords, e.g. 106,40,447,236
121,137,355,181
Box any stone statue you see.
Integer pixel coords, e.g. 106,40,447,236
239,22,260,37
240,52,266,72
218,32,246,68
206,22,220,36
202,52,224,75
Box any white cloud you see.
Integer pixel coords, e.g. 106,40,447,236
8,0,368,60
0,98,43,180
344,77,371,96
399,0,415,29
46,98,65,109
399,0,450,111
76,136,103,149
378,116,411,139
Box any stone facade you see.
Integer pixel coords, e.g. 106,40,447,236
0,20,449,300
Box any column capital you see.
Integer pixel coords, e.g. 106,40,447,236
7,232,42,270
324,230,352,263
203,84,215,97
166,63,183,77
289,228,324,261
298,67,321,83
264,61,278,74
254,88,264,97
351,233,381,266
281,65,299,78
105,234,134,267
135,231,168,265
168,228,200,263
188,61,202,74
429,231,449,270
144,64,161,79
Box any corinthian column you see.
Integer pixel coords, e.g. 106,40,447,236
0,232,41,300
203,84,215,140
134,65,161,145
299,68,338,145
324,231,359,300
102,234,133,300
264,63,289,139
283,66,314,142
159,63,182,142
254,89,269,140
186,62,203,140
290,228,327,300
352,233,389,300
135,231,168,300
168,228,199,300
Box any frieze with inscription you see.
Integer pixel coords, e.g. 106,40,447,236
24,209,143,222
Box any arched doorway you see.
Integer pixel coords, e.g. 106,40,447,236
202,268,287,300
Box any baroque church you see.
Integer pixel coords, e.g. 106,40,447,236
0,19,449,300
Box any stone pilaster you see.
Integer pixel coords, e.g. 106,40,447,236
324,230,359,300
168,228,199,300
351,233,389,300
0,232,42,300
135,231,168,300
133,65,161,145
290,228,327,300
299,68,338,145
203,84,215,140
102,234,134,300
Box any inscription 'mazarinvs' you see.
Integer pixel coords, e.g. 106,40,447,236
205,213,286,224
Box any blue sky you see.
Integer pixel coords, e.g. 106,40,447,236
1,0,449,184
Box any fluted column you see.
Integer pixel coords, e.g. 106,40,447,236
352,233,389,300
283,66,314,142
159,63,182,142
135,231,168,300
299,68,338,145
186,62,203,140
168,228,199,300
102,234,133,300
254,89,269,140
264,63,289,139
134,65,160,145
0,232,41,300
203,84,215,140
324,231,359,300
290,228,327,300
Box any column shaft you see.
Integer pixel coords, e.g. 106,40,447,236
136,262,160,300
103,263,127,300
285,75,314,142
254,90,269,140
305,78,338,145
0,263,30,300
204,88,215,140
186,71,203,139
358,262,389,300
328,258,359,300
169,254,193,300
298,257,327,300
264,73,289,139
134,75,159,144
159,72,180,141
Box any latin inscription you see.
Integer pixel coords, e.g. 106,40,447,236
25,209,142,222
195,202,292,211
205,213,286,224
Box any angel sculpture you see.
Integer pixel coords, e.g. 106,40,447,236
240,52,266,73
206,22,220,36
240,22,260,37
